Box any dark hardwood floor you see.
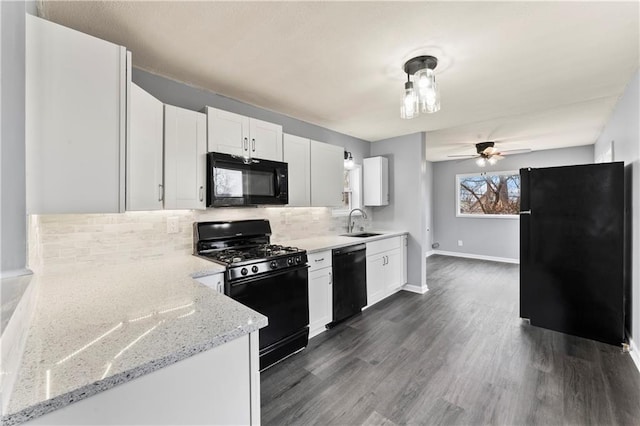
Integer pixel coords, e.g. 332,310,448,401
261,255,640,425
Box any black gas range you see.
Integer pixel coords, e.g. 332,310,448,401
194,220,309,371
198,243,307,282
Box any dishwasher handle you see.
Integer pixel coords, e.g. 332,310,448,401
333,244,366,256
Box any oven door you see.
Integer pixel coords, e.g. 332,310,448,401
228,265,309,363
207,152,288,206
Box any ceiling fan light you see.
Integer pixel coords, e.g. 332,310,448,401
400,81,418,119
488,157,498,165
476,157,487,167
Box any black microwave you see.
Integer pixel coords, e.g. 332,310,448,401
207,152,288,207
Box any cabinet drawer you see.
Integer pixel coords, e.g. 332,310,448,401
308,250,332,271
366,236,401,256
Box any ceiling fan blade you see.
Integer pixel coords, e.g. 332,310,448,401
447,154,477,158
492,154,505,160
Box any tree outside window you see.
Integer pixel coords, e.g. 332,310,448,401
456,171,520,217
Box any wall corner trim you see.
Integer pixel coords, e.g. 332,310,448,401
630,338,640,374
433,250,519,264
403,284,429,294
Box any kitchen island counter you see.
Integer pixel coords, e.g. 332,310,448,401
2,255,266,426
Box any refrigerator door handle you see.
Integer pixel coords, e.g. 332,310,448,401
519,210,531,215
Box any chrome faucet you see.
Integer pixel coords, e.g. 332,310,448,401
347,208,368,233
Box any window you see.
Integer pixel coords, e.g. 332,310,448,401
456,171,520,218
333,165,362,216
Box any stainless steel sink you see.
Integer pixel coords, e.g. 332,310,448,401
340,232,382,238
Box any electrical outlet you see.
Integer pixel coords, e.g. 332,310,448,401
457,240,463,247
167,217,180,234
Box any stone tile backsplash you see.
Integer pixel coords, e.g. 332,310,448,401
29,207,371,272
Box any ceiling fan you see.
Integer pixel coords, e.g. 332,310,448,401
448,142,531,166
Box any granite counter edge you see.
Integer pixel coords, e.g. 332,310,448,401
1,317,267,426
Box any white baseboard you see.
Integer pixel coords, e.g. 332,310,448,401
432,250,519,264
403,284,429,294
629,338,640,374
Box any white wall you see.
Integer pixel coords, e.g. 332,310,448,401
370,133,429,290
594,70,639,351
432,145,594,261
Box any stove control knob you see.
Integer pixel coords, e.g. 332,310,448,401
287,257,294,265
295,256,301,264
240,268,248,276
270,261,278,269
251,266,259,273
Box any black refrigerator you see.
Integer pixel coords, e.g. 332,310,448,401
519,162,627,346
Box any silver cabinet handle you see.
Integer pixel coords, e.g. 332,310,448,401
243,137,248,151
520,210,531,215
158,184,163,202
199,186,204,202
315,258,324,262
252,138,256,152
328,272,332,285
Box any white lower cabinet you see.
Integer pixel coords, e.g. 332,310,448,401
365,236,405,307
26,333,260,425
366,254,387,306
194,272,224,293
307,250,332,338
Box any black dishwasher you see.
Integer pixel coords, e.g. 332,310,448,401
330,244,367,326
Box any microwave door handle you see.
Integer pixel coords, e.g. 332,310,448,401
275,170,282,197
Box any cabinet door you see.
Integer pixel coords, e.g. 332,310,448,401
26,15,127,214
385,248,403,294
283,134,311,206
127,83,164,211
366,254,386,307
310,140,344,207
249,118,283,161
206,107,249,156
164,105,206,210
308,267,332,337
194,273,224,293
363,156,389,206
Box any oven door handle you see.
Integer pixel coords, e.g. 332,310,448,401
230,264,309,286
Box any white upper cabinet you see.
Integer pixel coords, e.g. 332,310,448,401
363,156,389,206
205,107,282,162
164,105,207,210
26,15,129,214
310,140,343,207
249,118,283,161
283,134,311,206
127,83,164,211
205,108,249,157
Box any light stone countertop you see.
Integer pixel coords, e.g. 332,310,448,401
280,230,408,253
2,255,266,426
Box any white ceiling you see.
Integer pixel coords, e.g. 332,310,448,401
40,1,639,161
